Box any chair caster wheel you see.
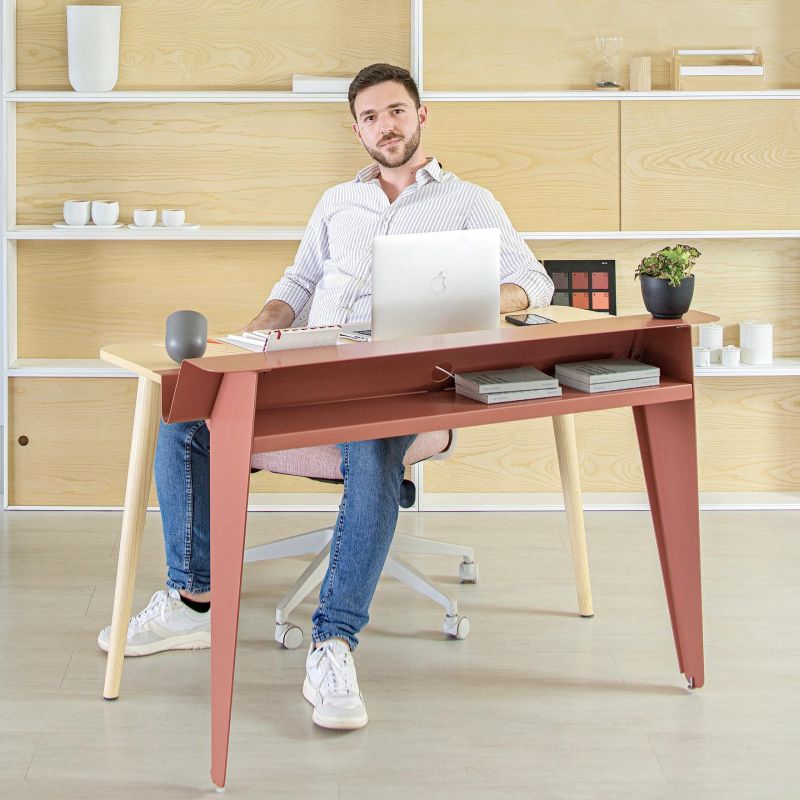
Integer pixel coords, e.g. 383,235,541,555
459,560,478,583
444,614,470,640
275,622,304,650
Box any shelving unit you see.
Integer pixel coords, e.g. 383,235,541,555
3,0,799,509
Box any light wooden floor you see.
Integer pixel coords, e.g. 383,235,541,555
1,507,799,799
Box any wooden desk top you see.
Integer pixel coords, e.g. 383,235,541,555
99,305,602,382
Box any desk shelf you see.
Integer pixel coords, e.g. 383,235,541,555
250,379,694,452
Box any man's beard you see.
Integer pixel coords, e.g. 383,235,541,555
365,124,422,168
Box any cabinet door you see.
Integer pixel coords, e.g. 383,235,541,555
6,378,344,507
621,101,800,230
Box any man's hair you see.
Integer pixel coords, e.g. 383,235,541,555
348,63,421,120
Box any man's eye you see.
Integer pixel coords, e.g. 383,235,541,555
365,116,375,123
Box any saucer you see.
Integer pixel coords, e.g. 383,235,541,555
53,222,124,229
127,223,201,230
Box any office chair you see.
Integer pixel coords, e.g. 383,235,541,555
245,429,475,648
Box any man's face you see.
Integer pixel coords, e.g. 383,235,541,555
352,81,427,168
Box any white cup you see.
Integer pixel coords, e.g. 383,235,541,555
91,200,119,226
693,347,711,368
133,208,157,227
63,199,91,226
721,345,741,367
161,209,185,227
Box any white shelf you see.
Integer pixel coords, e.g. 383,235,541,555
6,89,800,104
694,358,800,377
6,225,306,241
8,359,133,377
6,226,800,242
3,90,347,103
423,90,800,102
7,357,800,380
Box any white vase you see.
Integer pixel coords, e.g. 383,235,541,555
67,6,121,92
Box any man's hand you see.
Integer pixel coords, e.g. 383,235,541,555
243,299,295,332
500,283,529,314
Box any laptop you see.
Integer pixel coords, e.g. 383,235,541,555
346,228,500,342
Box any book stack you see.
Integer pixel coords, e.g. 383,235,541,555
454,366,561,404
554,358,660,393
218,326,341,352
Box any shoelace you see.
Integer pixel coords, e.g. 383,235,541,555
128,590,173,635
318,646,356,697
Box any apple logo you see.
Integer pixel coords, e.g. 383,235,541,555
431,271,447,294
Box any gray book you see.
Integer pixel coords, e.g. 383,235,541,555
454,365,558,394
557,374,660,393
455,384,562,404
554,358,660,385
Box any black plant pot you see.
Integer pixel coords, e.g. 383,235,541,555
640,275,695,319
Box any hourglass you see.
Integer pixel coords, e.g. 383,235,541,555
595,34,623,90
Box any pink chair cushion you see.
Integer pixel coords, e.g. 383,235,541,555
250,430,451,480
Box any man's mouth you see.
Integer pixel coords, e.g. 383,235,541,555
380,137,402,147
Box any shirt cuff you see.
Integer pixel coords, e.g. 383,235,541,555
266,280,312,318
503,269,555,308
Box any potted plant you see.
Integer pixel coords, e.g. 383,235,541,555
634,244,701,319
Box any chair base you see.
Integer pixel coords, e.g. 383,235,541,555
244,527,475,647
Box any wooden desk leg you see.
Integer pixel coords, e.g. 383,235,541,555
633,399,704,689
103,376,161,700
552,414,593,617
209,372,258,791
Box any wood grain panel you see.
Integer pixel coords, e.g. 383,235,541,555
424,0,800,90
16,0,410,90
621,101,800,230
694,378,800,491
16,102,619,231
8,378,343,507
424,102,619,231
16,103,364,225
530,238,800,354
16,241,302,358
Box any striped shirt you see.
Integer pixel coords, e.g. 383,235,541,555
267,157,554,327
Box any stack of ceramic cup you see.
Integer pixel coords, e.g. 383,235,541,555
698,322,724,363
739,320,773,365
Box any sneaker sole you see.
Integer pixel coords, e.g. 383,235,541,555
302,677,368,730
97,631,211,657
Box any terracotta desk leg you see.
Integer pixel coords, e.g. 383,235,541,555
208,372,258,791
103,376,161,700
552,414,593,617
634,399,704,689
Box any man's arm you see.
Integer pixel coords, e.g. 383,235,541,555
467,189,554,310
244,299,296,332
244,193,330,331
500,283,529,313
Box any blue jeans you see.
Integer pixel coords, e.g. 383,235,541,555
154,420,416,650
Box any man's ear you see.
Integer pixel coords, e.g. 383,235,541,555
352,122,362,143
418,104,428,128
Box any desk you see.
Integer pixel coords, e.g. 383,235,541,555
101,307,713,790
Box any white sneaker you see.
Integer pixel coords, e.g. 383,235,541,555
302,640,368,730
97,589,211,657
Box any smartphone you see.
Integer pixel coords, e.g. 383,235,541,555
505,313,556,326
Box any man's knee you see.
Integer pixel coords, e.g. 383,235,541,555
341,435,416,472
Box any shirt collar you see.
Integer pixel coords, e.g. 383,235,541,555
354,156,443,184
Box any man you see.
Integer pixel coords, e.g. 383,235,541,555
98,63,554,730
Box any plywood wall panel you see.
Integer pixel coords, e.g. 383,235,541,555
424,102,619,231
16,241,302,358
16,0,410,90
621,101,800,230
16,103,364,226
424,0,800,91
